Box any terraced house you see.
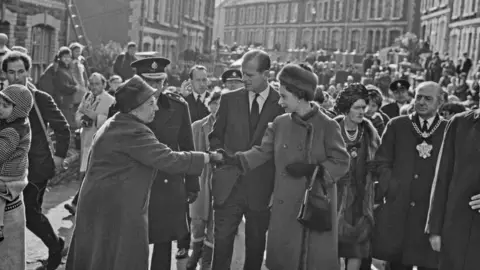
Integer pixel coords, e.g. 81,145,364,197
222,0,422,54
447,0,480,62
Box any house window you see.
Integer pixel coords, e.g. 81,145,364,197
239,8,245,25
333,0,343,21
283,3,289,22
388,29,402,46
267,29,275,49
452,0,462,19
239,29,246,44
323,0,329,20
290,3,298,22
287,29,297,49
231,9,236,25
392,0,404,19
275,29,286,50
199,0,205,22
256,29,264,43
440,0,448,7
30,25,54,82
305,1,314,22
350,30,361,51
367,29,374,52
268,5,276,23
257,5,265,23
276,4,283,22
330,29,342,49
302,29,313,49
373,29,383,51
147,0,155,21
165,0,173,24
420,0,426,13
250,7,256,24
376,0,383,18
353,0,362,20
315,29,328,49
368,0,383,19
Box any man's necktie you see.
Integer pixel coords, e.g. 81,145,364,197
250,93,260,136
422,119,429,132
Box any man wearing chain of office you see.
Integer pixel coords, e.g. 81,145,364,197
372,81,446,270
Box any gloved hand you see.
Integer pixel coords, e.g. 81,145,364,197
186,191,198,204
285,163,323,179
217,149,241,167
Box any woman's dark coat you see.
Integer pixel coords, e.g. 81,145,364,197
66,113,205,270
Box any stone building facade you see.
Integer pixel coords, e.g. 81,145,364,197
0,0,69,82
447,0,480,63
420,0,451,56
222,0,421,55
76,0,215,62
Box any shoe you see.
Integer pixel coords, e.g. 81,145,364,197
176,248,189,259
64,203,76,216
186,242,203,270
36,237,65,270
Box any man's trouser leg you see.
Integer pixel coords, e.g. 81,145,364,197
243,208,269,270
177,203,191,251
186,218,207,269
150,242,172,270
24,182,61,251
212,191,244,270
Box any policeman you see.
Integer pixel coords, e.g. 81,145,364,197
380,79,411,119
221,68,244,91
130,57,199,269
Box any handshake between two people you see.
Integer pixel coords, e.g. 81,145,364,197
206,149,326,181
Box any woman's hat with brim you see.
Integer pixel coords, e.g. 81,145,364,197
115,75,158,113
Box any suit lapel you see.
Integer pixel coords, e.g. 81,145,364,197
236,89,251,141
251,87,279,146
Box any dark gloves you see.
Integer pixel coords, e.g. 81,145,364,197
285,163,323,179
217,149,241,167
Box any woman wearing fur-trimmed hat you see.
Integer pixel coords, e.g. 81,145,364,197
216,63,350,270
333,83,381,270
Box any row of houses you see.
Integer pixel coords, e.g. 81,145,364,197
0,0,216,82
213,0,480,66
214,0,422,55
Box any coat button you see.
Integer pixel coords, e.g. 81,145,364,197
297,145,303,151
283,144,288,149
281,172,287,177
278,200,284,204
410,202,415,207
164,179,168,183
414,174,419,179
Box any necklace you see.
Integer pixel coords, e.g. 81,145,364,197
344,126,358,142
411,117,441,159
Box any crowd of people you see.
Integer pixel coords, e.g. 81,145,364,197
0,29,479,270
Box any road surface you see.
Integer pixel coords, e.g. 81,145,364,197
25,181,268,270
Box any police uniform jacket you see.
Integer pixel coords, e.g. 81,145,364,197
147,91,200,243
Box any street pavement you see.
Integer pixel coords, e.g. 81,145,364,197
25,181,268,270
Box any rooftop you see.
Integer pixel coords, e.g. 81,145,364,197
223,0,288,7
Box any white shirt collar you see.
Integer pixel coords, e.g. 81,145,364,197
193,91,207,101
419,115,435,128
249,85,270,100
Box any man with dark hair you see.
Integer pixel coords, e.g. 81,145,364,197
185,65,210,123
2,51,71,270
208,49,284,270
113,42,137,81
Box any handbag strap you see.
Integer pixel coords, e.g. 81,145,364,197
32,92,54,154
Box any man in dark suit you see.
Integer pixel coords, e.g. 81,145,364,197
381,79,411,119
130,58,200,270
185,65,210,123
208,49,284,270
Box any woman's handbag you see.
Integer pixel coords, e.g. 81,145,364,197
297,166,333,233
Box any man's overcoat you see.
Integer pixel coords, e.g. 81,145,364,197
373,113,446,268
147,92,200,243
427,110,480,270
66,113,205,270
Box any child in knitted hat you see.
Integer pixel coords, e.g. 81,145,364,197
0,84,33,241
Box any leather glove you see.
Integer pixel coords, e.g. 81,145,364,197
218,149,241,167
186,191,198,204
285,163,323,179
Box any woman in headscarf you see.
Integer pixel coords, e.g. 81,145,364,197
334,83,381,270
218,63,350,270
66,75,216,270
